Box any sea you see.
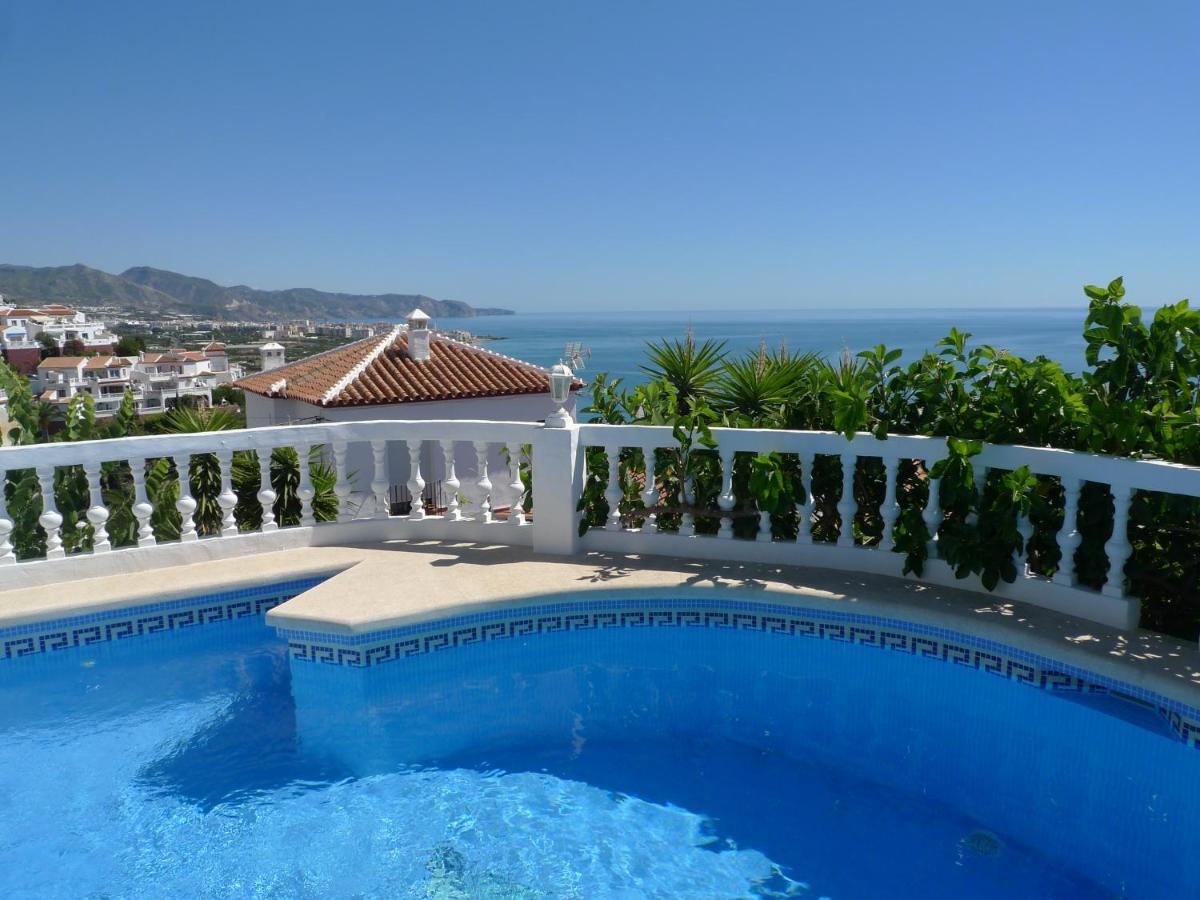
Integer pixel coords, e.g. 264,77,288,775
469,307,1094,386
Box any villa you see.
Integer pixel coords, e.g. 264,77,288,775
0,299,116,373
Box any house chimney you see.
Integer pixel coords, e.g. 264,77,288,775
260,341,286,372
406,308,431,362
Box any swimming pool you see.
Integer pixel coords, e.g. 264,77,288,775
2,585,1198,898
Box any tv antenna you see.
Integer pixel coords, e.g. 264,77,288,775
563,340,591,371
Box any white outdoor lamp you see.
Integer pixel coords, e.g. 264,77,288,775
546,361,574,428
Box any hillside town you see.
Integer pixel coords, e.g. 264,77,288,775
0,293,519,441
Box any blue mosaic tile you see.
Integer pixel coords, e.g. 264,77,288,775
277,596,1200,750
1,576,328,661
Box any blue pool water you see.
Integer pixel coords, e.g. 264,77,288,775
2,597,1198,898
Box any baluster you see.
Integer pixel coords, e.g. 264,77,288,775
332,441,351,523
129,457,156,547
1052,477,1082,586
440,440,461,521
640,445,658,534
968,465,988,524
506,442,526,525
296,444,316,527
370,439,389,518
173,454,197,542
472,441,492,523
717,446,735,540
1102,483,1134,598
36,464,64,558
878,457,900,552
679,473,695,537
1017,483,1034,573
406,439,425,521
257,449,277,531
756,450,773,542
923,462,941,559
795,452,814,543
604,445,623,531
0,470,14,564
836,452,857,548
82,459,111,553
216,448,239,537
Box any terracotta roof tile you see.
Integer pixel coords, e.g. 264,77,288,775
237,330,579,407
37,357,87,369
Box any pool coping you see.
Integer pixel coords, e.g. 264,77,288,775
2,540,1198,713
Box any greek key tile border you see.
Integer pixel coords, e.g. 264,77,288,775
0,576,329,662
277,597,1200,750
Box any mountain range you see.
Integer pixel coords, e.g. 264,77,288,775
0,263,512,321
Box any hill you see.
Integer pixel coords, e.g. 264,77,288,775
0,263,512,320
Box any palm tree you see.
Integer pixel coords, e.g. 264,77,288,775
640,333,727,414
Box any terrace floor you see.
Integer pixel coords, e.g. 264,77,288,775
4,540,1199,708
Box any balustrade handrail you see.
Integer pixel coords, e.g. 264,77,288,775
0,419,540,468
577,423,1200,498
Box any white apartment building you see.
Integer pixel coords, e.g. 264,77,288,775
33,348,221,419
1,299,117,374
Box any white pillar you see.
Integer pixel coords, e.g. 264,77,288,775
1102,484,1134,599
174,454,197,541
82,459,111,553
1053,477,1082,587
531,423,580,555
836,452,857,548
36,465,64,558
257,449,278,531
878,456,900,552
440,439,460,521
130,457,156,547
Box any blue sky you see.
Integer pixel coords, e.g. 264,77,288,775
1,1,1196,312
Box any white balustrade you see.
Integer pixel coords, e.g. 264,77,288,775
4,417,1200,633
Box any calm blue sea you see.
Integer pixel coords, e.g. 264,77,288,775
470,308,1094,384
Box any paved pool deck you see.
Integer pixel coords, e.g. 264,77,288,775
2,539,1198,708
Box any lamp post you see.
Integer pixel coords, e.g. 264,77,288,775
546,361,574,428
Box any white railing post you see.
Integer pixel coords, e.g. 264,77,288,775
332,441,352,524
440,440,460,521
82,459,111,553
0,470,14,564
472,441,492,524
878,456,900,552
923,465,940,559
406,439,425,521
1053,477,1082,586
604,444,623,532
1102,483,1134,599
717,446,735,540
837,452,857,548
130,457,156,547
796,452,814,543
640,445,658,534
968,465,988,524
506,442,526,526
216,448,239,537
1017,503,1034,574
173,453,197,542
296,444,316,527
36,465,64,559
257,449,278,531
531,423,581,555
370,439,389,519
